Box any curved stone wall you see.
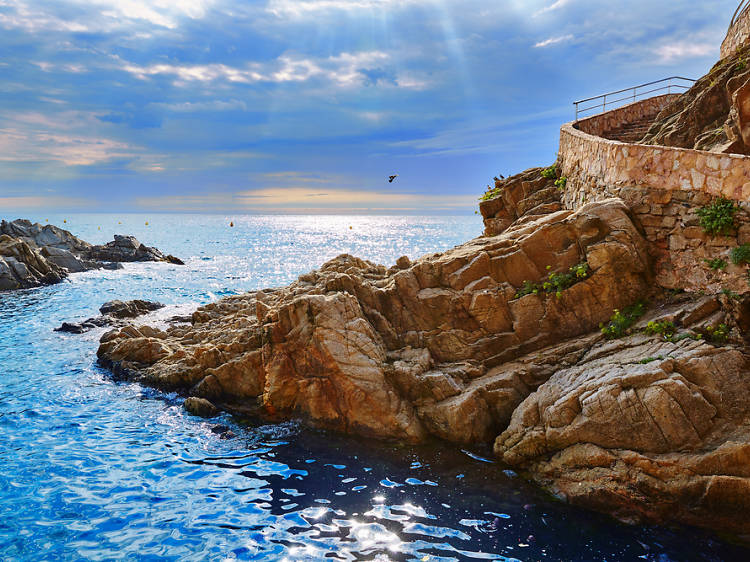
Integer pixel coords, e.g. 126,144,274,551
575,94,677,137
722,6,750,59
559,97,750,291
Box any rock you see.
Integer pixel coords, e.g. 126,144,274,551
99,300,165,319
494,334,750,536
184,397,219,418
0,219,183,292
55,300,164,334
97,198,651,444
40,246,87,273
83,234,183,264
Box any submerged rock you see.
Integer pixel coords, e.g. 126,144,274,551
183,397,219,418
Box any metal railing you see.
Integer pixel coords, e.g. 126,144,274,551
731,0,750,29
573,76,696,121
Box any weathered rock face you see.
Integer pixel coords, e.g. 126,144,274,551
0,235,66,290
97,198,651,443
479,168,562,236
0,219,183,291
495,327,750,536
642,45,750,154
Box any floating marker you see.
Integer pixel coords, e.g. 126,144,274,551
349,226,352,230
230,221,234,227
63,219,66,223
145,221,149,226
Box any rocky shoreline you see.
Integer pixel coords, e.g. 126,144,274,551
0,219,183,291
94,168,750,541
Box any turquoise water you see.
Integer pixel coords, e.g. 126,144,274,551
0,213,746,561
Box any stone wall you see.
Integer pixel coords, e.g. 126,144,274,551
575,94,677,137
559,98,750,292
722,6,750,59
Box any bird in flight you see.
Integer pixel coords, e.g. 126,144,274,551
388,174,399,183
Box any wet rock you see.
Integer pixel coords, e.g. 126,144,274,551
84,234,182,265
184,397,219,418
99,299,165,319
55,300,164,334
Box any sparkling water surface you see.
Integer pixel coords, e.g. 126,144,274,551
1,213,747,561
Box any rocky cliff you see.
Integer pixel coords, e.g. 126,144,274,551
0,219,183,291
95,164,750,540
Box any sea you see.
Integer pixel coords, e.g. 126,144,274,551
0,213,747,561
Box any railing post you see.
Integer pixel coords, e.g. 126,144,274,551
603,94,606,113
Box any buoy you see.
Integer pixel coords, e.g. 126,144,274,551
98,226,101,230
145,221,149,226
230,221,234,227
118,221,121,224
63,219,66,223
349,226,352,230
45,219,48,222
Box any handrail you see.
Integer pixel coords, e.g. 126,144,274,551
573,76,695,121
731,0,750,29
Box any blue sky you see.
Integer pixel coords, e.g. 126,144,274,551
0,0,739,214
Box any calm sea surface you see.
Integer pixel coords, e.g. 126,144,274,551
1,213,747,561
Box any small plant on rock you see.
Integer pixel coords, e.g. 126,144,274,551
722,288,741,300
639,356,664,365
644,320,677,340
705,258,728,271
541,165,557,179
515,280,540,299
697,197,738,236
554,177,567,190
480,185,503,201
704,324,729,344
731,244,750,266
600,301,646,339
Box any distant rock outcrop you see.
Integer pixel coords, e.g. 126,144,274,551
0,219,184,291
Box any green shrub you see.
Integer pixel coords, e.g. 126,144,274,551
541,165,557,179
554,177,567,190
722,288,741,300
514,280,540,299
704,324,729,344
644,320,677,340
515,263,590,300
705,258,728,271
730,244,750,265
697,198,738,236
480,186,503,201
600,301,646,339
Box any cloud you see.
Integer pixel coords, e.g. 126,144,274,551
0,0,215,33
534,0,573,17
0,111,140,166
0,196,92,209
534,34,574,48
654,41,716,62
151,99,248,112
117,50,411,89
265,0,422,18
135,187,477,213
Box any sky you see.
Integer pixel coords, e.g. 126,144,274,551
0,0,740,214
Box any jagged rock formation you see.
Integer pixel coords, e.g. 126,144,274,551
0,219,183,291
96,160,750,539
98,198,651,443
642,44,750,154
56,300,165,334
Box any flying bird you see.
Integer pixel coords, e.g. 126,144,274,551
388,174,398,183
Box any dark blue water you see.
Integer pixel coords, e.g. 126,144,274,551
1,214,747,561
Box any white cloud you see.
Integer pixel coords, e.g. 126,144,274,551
0,111,139,166
0,0,214,33
118,50,408,89
655,42,716,62
534,34,574,48
266,0,421,17
534,0,572,17
152,99,248,112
